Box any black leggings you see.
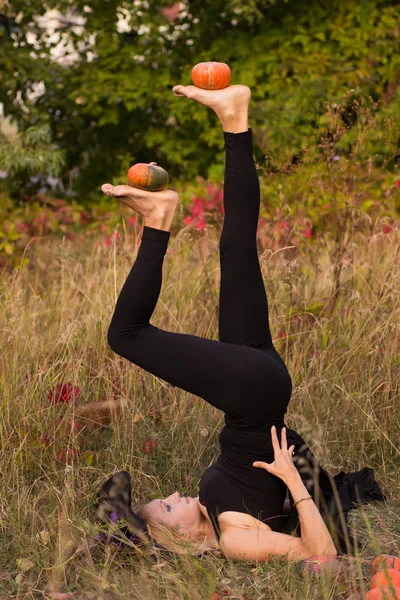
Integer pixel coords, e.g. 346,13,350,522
107,129,292,430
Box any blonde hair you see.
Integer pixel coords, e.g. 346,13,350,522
134,502,221,558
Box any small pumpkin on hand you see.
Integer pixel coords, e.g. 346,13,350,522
127,162,169,191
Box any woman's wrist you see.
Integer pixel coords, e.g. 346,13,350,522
285,473,308,498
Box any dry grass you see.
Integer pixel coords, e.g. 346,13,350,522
0,213,399,600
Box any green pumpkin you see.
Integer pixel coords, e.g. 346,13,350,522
127,162,169,191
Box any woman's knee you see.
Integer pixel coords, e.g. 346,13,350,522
107,322,150,355
107,327,121,353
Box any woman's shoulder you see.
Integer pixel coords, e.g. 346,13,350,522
218,511,273,534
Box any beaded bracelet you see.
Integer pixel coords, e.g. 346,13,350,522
293,495,312,507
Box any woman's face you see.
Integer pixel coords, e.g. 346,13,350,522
143,491,203,537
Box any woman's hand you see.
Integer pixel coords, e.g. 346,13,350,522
252,426,299,485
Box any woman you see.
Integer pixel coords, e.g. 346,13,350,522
98,83,384,562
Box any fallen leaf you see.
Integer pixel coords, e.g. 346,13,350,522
16,558,34,572
142,437,157,453
132,413,145,424
36,529,50,545
152,561,168,569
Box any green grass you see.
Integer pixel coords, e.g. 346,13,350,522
0,212,399,600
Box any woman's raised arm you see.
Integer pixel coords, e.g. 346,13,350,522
251,426,337,558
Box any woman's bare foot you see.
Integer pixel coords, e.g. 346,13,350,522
172,84,250,133
101,184,179,232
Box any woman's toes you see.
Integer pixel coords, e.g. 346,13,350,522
172,85,186,97
172,85,200,99
111,185,138,197
102,184,138,198
102,183,115,196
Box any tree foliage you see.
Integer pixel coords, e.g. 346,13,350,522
0,124,65,196
1,0,400,199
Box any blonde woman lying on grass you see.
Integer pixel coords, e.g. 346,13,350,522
93,83,385,562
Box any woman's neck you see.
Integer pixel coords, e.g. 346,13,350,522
197,514,220,550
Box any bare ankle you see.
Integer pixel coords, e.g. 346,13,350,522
219,116,249,134
216,108,249,133
143,204,178,232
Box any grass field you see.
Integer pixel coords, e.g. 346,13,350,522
0,209,399,600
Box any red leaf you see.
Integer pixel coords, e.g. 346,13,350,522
142,438,157,454
40,433,52,447
48,383,81,405
56,447,77,464
278,220,289,232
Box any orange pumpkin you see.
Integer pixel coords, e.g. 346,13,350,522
373,556,400,575
372,569,400,589
127,162,169,191
191,62,231,90
365,587,400,599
